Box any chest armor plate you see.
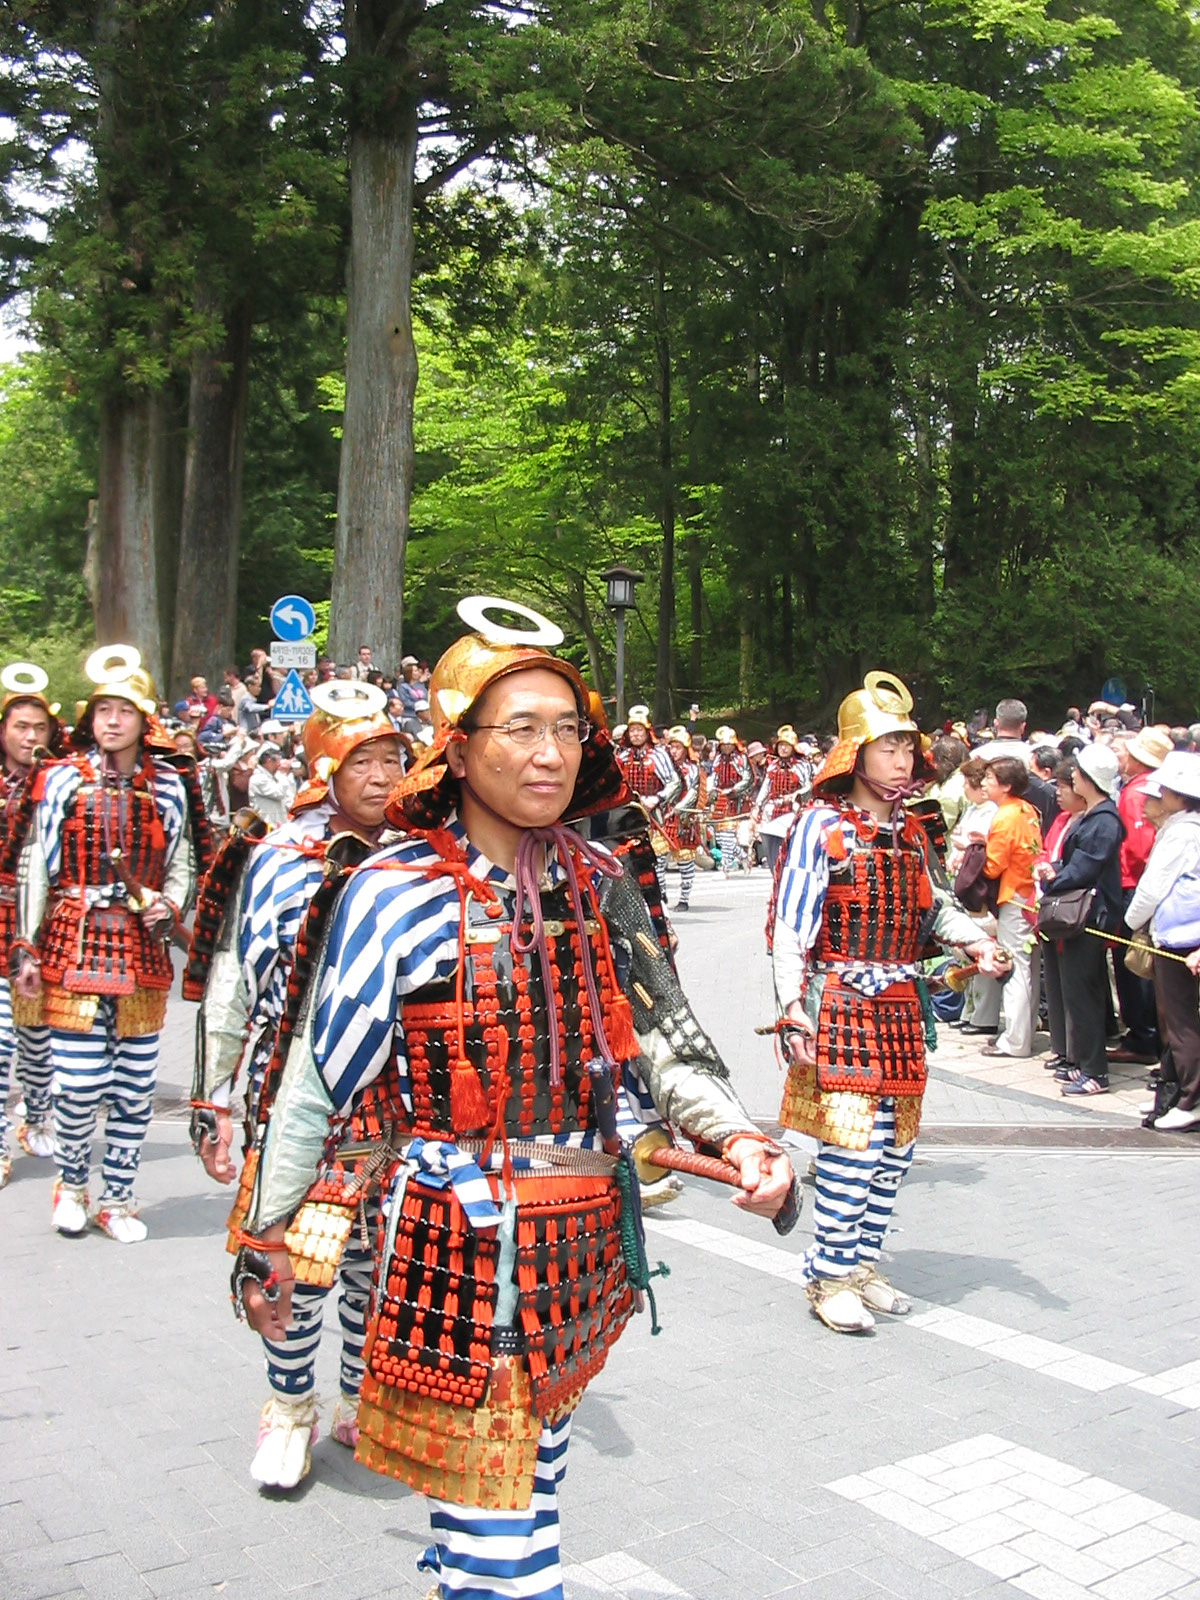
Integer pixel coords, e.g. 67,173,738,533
768,761,801,801
40,777,171,995
815,838,926,967
400,885,623,1142
618,748,658,797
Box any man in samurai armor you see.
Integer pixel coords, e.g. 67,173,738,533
613,704,681,904
752,725,810,878
188,681,405,1489
710,724,752,875
0,662,63,1187
13,646,203,1243
660,725,706,912
234,596,798,1600
769,672,1004,1334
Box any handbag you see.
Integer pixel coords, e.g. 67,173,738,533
1036,886,1094,939
1153,870,1200,952
1124,930,1156,979
953,840,998,915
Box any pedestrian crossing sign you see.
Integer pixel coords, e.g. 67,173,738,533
271,669,314,723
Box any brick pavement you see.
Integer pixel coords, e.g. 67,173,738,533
3,866,1198,1599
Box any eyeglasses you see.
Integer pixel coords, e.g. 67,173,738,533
467,715,592,748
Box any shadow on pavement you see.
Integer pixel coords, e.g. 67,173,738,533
889,1246,1069,1311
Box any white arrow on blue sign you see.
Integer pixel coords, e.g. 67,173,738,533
270,594,316,642
271,669,314,723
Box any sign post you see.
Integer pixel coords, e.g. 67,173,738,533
269,594,317,672
271,670,314,723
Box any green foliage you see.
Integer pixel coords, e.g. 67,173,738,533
5,0,1200,726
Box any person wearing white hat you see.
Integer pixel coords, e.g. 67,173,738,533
710,725,752,875
1111,726,1175,1064
1126,752,1200,1130
1034,742,1124,1097
12,647,201,1241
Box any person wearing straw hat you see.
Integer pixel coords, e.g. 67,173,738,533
770,672,1005,1333
751,725,809,875
12,647,200,1241
1033,743,1125,1097
233,597,796,1600
1110,726,1174,1064
710,724,752,874
660,724,706,910
189,681,405,1488
0,661,63,1188
1126,751,1200,1130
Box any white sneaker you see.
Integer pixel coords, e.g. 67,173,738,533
52,1180,89,1236
1138,1099,1156,1116
806,1277,875,1333
17,1124,54,1159
852,1265,912,1316
1153,1105,1200,1132
330,1394,359,1450
250,1396,318,1489
94,1199,148,1244
639,1174,683,1211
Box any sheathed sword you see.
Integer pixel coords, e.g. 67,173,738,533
631,1128,743,1190
106,848,191,952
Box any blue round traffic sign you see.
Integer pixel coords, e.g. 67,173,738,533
1101,676,1126,707
270,594,315,642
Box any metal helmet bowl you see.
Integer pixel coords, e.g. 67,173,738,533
813,671,923,794
302,680,396,782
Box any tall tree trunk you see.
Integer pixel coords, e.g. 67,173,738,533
170,293,253,698
652,251,675,725
329,102,419,668
94,390,182,688
687,532,702,698
738,591,753,709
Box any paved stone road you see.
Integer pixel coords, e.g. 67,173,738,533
3,866,1198,1600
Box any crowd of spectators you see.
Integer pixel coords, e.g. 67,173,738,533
158,649,436,833
927,695,1200,1130
169,653,1200,1134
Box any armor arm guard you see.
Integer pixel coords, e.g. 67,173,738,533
15,833,49,949
678,770,699,813
251,1005,336,1230
200,937,252,1102
732,761,752,800
655,759,682,809
230,1243,287,1322
601,864,758,1149
929,874,988,950
163,813,197,919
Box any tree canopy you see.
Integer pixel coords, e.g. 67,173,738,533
3,0,1200,725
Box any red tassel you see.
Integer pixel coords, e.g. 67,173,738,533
606,992,639,1062
824,823,848,862
449,1057,490,1133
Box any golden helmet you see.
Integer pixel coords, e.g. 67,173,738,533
388,596,621,829
301,681,397,783
626,704,652,729
714,724,737,745
775,724,800,749
665,724,692,751
72,646,159,747
0,662,59,721
813,671,923,793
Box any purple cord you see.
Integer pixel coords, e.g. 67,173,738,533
510,826,623,1087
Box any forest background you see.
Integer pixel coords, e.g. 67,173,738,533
3,0,1200,730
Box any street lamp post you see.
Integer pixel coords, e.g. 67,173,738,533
601,564,643,726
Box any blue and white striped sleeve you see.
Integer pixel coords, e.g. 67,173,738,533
651,744,681,803
311,853,463,1114
237,842,319,1012
38,764,79,886
771,806,836,1008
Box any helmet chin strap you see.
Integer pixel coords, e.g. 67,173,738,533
855,773,927,841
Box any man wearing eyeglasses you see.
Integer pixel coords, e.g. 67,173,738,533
233,603,797,1600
